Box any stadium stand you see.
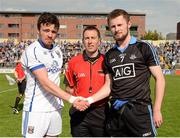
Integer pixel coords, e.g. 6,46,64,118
0,39,180,72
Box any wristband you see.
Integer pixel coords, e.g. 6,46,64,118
86,97,94,104
68,96,77,104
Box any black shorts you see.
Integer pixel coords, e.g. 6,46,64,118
69,104,109,137
17,79,26,95
106,102,157,137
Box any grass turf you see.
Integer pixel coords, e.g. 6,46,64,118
0,74,179,136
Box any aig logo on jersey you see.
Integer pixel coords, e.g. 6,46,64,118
112,63,135,80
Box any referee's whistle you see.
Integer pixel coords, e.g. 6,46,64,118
89,87,92,93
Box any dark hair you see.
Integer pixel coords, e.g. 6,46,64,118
82,26,101,40
107,9,130,25
37,12,59,31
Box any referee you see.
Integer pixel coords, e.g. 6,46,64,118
64,26,109,137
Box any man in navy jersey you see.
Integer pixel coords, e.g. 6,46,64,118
85,9,165,137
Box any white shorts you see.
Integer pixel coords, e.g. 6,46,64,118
22,109,62,137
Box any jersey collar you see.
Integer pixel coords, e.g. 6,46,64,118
114,36,137,52
38,39,55,50
83,50,101,62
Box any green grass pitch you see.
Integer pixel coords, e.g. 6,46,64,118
0,74,180,136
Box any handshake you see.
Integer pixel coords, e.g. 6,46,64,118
68,96,94,111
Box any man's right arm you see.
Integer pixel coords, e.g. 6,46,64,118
32,67,89,111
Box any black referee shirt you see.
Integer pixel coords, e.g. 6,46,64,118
104,36,160,102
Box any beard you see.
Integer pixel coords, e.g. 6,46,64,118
113,29,129,42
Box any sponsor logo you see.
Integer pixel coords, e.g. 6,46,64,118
47,60,61,73
28,126,34,134
78,73,86,77
112,63,135,80
142,132,152,137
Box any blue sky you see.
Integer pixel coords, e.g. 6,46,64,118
0,0,180,36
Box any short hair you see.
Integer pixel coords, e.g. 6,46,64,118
37,12,59,31
107,9,130,25
82,26,101,40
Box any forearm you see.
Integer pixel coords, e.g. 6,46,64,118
32,68,74,102
149,66,165,111
92,83,110,103
153,76,165,111
87,74,111,104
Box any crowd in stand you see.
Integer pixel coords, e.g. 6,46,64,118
0,39,180,70
156,41,180,69
0,40,32,68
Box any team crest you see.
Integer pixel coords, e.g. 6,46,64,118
129,54,137,60
28,126,34,134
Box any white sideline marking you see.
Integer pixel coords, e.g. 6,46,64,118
0,88,17,94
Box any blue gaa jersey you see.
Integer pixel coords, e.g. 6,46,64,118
21,40,64,112
104,36,160,103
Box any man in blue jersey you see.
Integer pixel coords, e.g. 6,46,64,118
21,12,88,137
85,9,165,137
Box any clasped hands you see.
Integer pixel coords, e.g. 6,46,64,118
72,96,91,111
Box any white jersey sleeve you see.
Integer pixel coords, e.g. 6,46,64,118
21,45,45,72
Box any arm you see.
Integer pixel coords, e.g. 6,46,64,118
149,65,165,128
86,74,111,104
32,68,89,110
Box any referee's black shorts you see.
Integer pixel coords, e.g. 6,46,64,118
17,79,26,95
106,102,157,137
69,104,109,137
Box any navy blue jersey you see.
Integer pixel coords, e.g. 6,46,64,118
104,36,159,102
